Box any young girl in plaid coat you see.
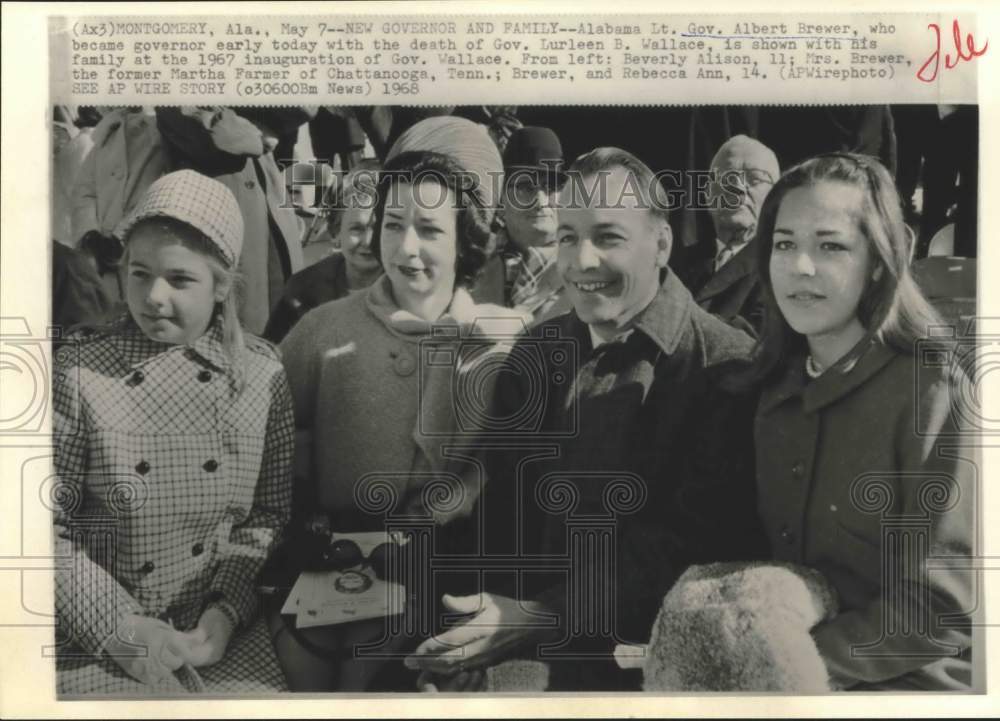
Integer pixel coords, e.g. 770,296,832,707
52,170,294,695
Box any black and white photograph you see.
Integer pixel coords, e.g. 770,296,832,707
43,101,982,695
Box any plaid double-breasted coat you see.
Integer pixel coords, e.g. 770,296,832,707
52,315,294,695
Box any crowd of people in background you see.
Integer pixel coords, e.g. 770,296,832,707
49,104,977,695
51,105,978,340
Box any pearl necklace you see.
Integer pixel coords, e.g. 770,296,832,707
805,355,824,379
806,353,861,379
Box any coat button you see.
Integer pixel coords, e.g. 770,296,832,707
393,352,415,377
245,180,256,189
140,561,155,574
779,525,795,544
135,460,150,475
203,459,219,472
129,370,145,385
192,543,204,556
197,370,213,383
791,462,804,477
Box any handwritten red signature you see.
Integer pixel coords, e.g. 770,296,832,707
917,19,988,82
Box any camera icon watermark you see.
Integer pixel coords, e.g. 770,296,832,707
0,317,82,447
417,322,580,439
914,316,1000,436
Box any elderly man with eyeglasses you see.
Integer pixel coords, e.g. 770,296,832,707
680,134,780,335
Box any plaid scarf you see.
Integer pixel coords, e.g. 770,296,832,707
503,243,562,314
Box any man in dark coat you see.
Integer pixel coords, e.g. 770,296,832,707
405,148,767,691
676,135,779,335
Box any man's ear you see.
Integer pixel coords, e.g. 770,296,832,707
872,262,884,282
655,218,673,268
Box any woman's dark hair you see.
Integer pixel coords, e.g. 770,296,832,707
370,150,493,289
745,152,942,384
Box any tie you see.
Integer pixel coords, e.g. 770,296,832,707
714,244,737,272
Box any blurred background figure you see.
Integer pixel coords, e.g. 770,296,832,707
51,241,117,337
916,106,977,260
71,107,169,299
52,106,95,247
676,135,779,334
353,106,457,160
758,106,897,177
496,126,571,325
263,159,382,344
156,106,306,335
308,106,371,174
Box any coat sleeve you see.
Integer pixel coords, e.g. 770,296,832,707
811,369,976,687
278,310,323,520
70,142,100,243
208,366,295,626
52,245,115,331
261,293,303,345
155,107,262,175
52,346,145,657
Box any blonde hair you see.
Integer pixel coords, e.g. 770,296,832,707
121,217,246,369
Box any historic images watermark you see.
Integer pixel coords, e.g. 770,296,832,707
281,163,765,216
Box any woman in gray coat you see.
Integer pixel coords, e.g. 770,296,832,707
271,149,529,691
747,153,976,691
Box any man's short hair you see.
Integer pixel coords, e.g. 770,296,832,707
566,147,671,222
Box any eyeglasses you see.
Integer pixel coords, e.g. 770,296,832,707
713,168,775,193
505,175,564,208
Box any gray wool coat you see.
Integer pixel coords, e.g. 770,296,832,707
756,340,977,691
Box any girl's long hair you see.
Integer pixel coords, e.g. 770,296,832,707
746,152,943,384
121,217,246,371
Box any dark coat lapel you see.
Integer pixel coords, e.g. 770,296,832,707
695,240,757,305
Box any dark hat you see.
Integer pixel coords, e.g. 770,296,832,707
503,126,566,187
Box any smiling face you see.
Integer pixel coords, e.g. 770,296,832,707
769,181,876,349
556,167,670,335
125,222,226,346
502,176,559,251
379,179,459,313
